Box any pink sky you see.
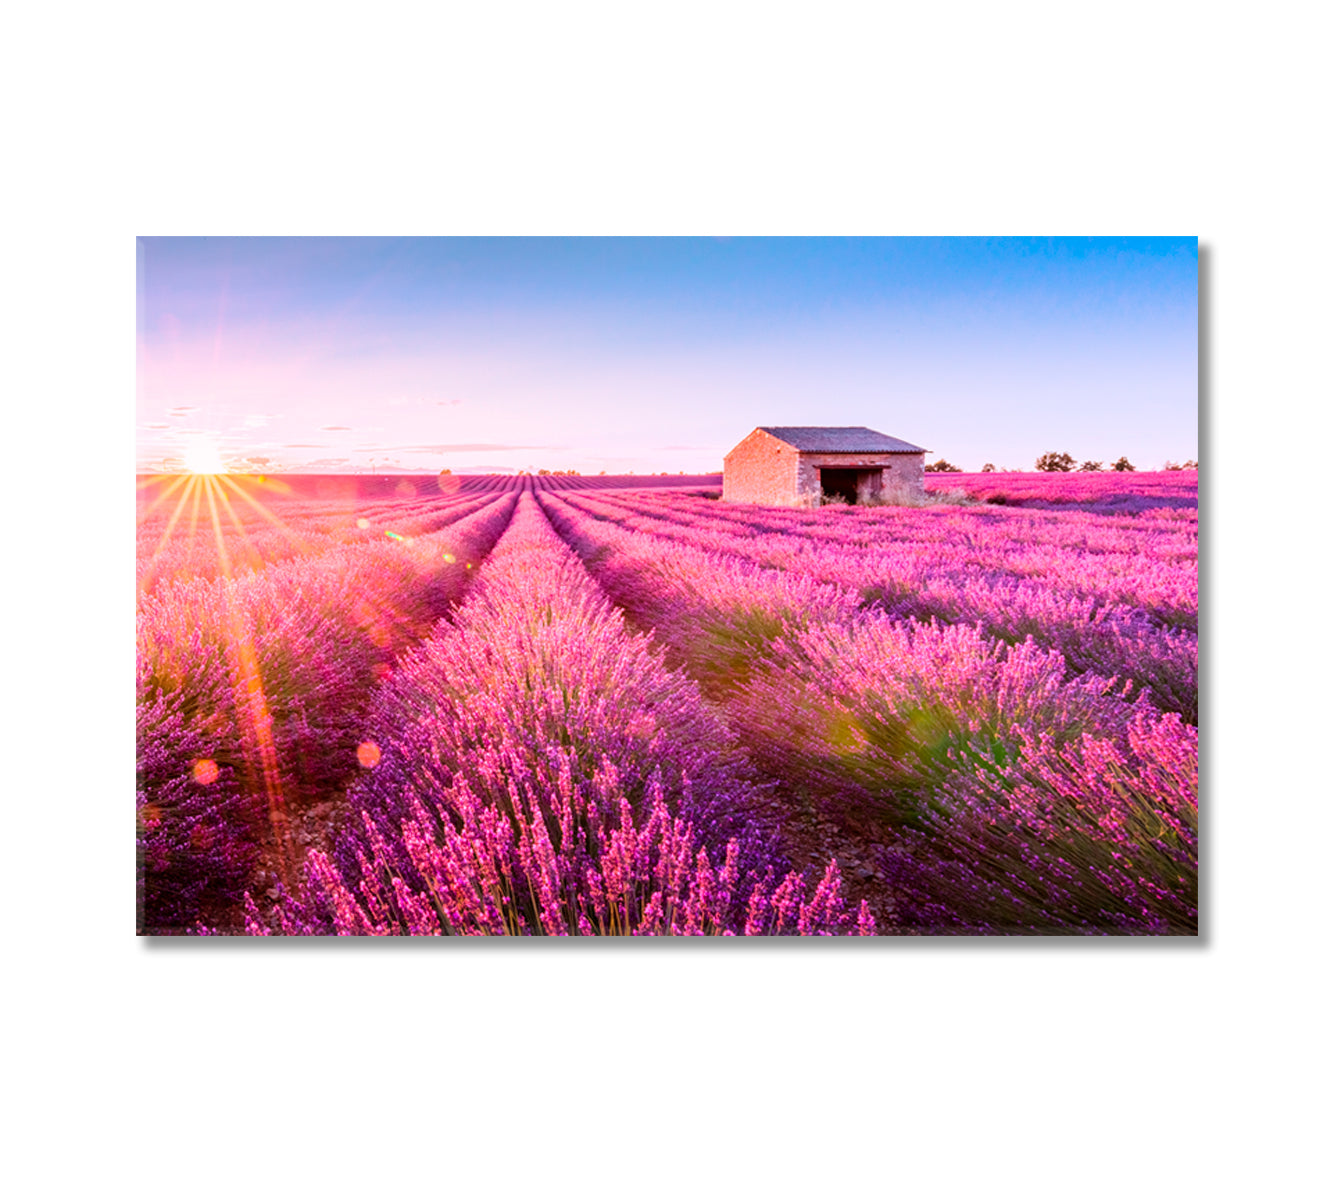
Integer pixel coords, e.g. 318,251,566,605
137,237,1198,474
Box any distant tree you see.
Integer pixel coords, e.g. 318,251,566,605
925,458,960,473
1078,460,1103,472
598,470,606,475
1035,452,1076,472
980,463,997,472
1183,459,1198,469
1111,456,1135,472
1164,461,1182,471
537,468,551,476
439,468,452,476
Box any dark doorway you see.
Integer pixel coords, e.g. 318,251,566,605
819,468,860,504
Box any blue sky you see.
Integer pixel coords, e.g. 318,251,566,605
137,236,1198,473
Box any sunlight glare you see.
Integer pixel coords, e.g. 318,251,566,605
184,440,228,474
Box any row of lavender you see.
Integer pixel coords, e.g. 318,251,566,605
446,473,724,494
139,470,1196,933
924,469,1199,514
135,473,723,593
136,491,519,932
538,487,1197,933
553,485,1198,722
246,494,872,935
591,479,1197,617
137,480,500,592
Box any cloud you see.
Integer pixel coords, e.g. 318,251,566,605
167,406,197,414
302,457,351,466
242,415,272,429
367,443,558,453
143,423,171,430
320,425,352,431
282,443,327,448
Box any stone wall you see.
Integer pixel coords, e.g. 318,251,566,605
880,453,926,497
722,429,798,504
794,452,926,506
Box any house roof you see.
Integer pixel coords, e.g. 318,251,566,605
756,426,928,454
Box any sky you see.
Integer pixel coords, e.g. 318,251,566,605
136,237,1198,474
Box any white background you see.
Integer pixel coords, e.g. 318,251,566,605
4,2,1329,1196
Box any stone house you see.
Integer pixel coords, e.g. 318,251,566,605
722,426,928,507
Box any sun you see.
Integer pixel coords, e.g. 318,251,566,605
183,441,228,474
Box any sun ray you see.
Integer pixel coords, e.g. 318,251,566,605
138,474,201,592
202,475,293,878
207,475,267,572
201,475,235,579
186,472,204,550
218,474,318,558
136,473,191,525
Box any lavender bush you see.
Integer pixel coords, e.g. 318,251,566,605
142,470,1197,935
253,495,869,935
137,686,258,933
136,491,517,929
539,483,1198,933
542,487,1197,720
279,774,870,936
879,710,1198,933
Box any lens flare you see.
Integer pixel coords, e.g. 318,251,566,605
192,758,220,785
357,741,382,768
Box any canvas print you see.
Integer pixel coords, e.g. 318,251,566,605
136,237,1199,936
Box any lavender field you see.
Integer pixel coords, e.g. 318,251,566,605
137,470,1198,936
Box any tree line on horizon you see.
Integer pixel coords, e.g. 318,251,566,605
924,454,1198,474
